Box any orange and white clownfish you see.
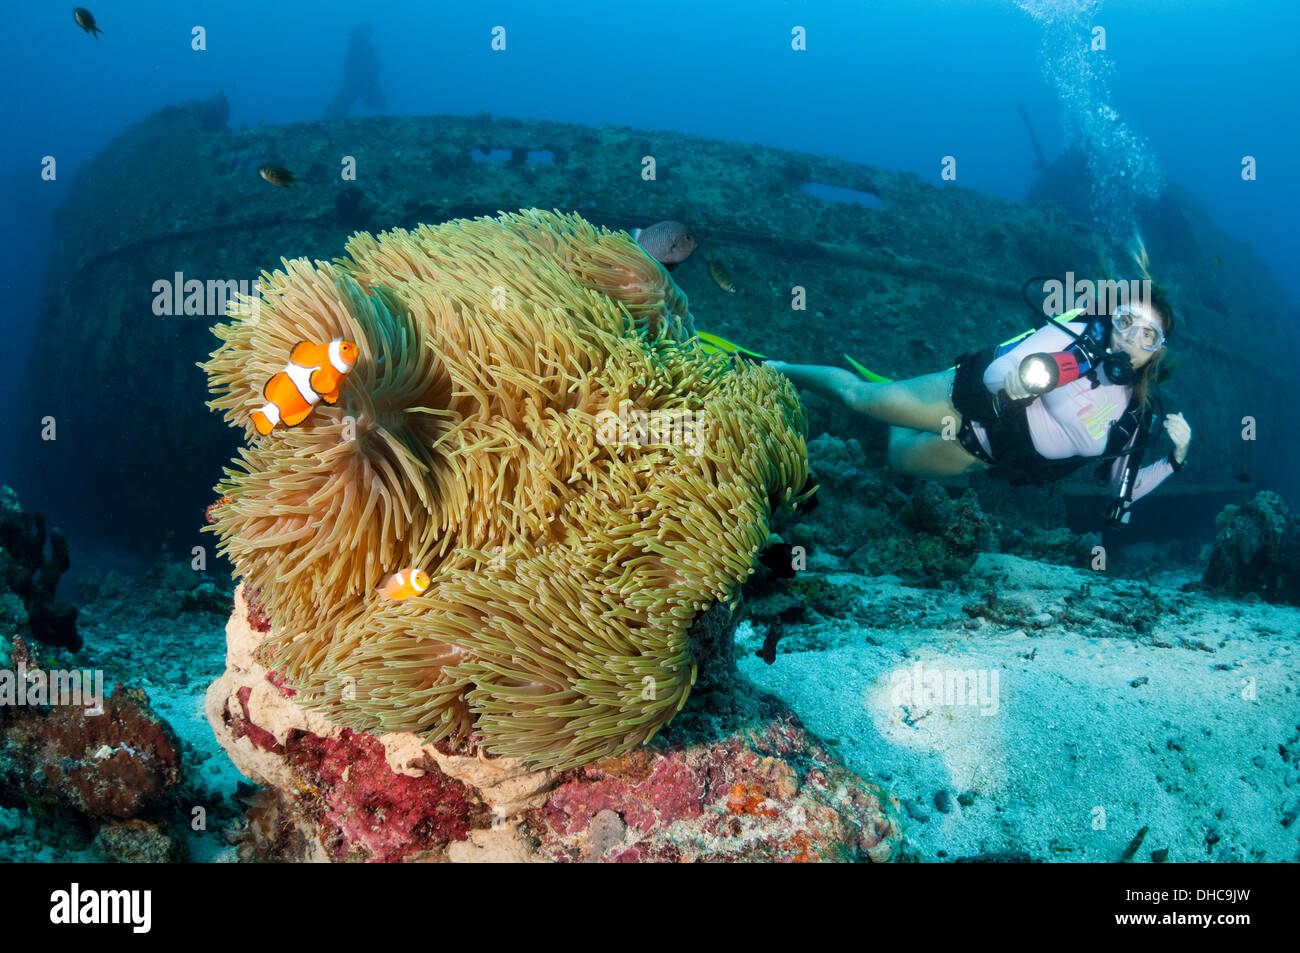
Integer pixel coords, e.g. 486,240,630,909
379,568,431,601
251,338,359,436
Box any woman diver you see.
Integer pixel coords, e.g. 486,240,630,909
766,277,1191,526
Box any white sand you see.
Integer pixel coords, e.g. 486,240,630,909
738,553,1300,862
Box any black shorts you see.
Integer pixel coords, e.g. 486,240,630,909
950,346,1013,464
949,347,1074,484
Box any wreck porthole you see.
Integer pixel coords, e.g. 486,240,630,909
469,148,513,163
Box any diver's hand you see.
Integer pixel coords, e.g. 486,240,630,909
1003,367,1033,401
1164,412,1191,464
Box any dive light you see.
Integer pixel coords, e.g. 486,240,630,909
1018,352,1078,394
1017,342,1134,395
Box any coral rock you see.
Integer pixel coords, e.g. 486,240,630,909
209,587,901,863
0,485,81,651
1,668,182,820
1204,491,1300,605
92,818,186,863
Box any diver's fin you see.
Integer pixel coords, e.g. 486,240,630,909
696,330,767,360
844,354,893,383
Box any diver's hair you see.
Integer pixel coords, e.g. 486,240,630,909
1129,234,1179,410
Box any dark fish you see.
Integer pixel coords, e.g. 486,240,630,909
258,164,301,188
707,253,736,293
1236,472,1252,483
758,543,797,580
756,623,784,665
632,221,697,270
73,7,103,37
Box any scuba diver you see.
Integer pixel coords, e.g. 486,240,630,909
763,275,1192,528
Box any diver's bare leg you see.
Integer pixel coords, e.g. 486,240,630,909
772,362,961,434
887,427,990,478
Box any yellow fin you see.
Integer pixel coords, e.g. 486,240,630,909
844,355,893,382
695,331,767,359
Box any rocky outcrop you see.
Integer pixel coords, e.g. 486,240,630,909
0,636,182,820
773,435,1099,588
209,588,902,863
0,486,80,653
1203,491,1300,606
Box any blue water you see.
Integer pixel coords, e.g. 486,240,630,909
1,0,1297,477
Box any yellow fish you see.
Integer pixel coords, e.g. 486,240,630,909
707,254,736,294
379,568,431,601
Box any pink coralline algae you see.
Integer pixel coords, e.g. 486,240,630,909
284,727,487,863
229,685,284,755
243,588,272,634
532,707,901,863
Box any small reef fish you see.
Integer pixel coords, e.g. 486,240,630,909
205,495,234,525
380,568,431,600
73,8,103,37
252,339,359,436
632,221,697,271
258,164,301,188
707,253,737,293
757,543,797,581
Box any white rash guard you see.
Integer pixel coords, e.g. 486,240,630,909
968,321,1174,502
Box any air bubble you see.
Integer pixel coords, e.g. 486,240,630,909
1017,0,1163,239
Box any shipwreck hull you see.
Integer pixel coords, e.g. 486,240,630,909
15,95,1293,552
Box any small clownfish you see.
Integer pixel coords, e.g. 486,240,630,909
252,338,358,436
380,568,431,601
205,495,234,525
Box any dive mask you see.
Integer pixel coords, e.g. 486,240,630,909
1112,305,1166,352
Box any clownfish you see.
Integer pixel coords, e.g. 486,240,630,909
379,568,431,601
252,338,358,436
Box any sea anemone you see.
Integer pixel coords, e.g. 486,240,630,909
202,208,807,769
